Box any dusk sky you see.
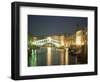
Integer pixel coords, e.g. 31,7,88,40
28,15,87,36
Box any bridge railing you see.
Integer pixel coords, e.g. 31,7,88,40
32,38,61,47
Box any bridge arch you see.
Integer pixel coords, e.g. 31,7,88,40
32,38,61,47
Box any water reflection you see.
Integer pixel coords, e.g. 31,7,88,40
47,47,51,65
28,45,87,66
28,49,37,66
28,47,68,66
65,48,68,64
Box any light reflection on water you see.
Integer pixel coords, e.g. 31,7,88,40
47,47,51,65
29,47,67,66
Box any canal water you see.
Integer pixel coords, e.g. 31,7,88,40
28,47,78,66
29,47,65,66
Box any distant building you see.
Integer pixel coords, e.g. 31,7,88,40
76,29,87,46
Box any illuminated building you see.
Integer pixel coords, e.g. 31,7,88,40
76,29,87,46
